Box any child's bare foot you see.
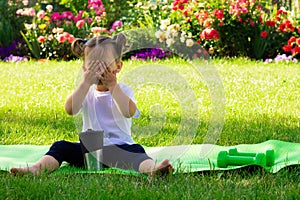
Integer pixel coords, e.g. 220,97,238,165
152,159,174,176
10,166,38,176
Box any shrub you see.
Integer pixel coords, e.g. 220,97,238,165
154,0,300,60
0,0,29,48
16,0,123,60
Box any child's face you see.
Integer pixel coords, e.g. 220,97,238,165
84,45,121,73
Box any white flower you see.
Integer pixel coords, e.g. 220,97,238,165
135,2,143,8
186,39,194,47
160,24,167,31
155,30,166,42
46,5,53,12
161,19,171,26
166,38,175,47
24,23,32,29
180,36,185,43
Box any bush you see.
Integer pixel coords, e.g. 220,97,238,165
15,0,124,60
154,0,300,60
0,0,30,58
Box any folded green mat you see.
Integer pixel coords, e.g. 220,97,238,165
0,140,299,174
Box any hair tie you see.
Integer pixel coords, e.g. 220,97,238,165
82,39,88,44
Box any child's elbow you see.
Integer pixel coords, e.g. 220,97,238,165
64,103,74,115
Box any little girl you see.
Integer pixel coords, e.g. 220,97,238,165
11,33,173,175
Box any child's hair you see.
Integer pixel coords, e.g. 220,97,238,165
71,33,127,64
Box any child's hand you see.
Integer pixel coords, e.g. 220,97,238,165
83,60,102,85
100,62,117,89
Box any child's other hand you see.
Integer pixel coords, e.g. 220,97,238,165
100,63,117,89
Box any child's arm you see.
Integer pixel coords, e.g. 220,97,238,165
65,62,101,115
101,67,137,118
109,84,137,118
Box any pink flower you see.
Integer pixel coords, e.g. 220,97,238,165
95,16,101,23
16,9,23,15
76,20,85,28
91,27,109,35
61,11,74,20
51,12,61,21
37,36,46,43
37,10,46,19
22,0,29,6
68,35,75,43
260,31,268,38
57,34,66,43
111,20,123,30
28,8,35,17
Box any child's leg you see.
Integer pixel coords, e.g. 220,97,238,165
10,140,84,175
104,144,174,175
10,155,59,175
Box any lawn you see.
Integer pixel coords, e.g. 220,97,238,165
0,58,299,199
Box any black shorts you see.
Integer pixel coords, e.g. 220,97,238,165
45,140,152,172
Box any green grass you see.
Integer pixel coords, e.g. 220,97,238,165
0,58,299,199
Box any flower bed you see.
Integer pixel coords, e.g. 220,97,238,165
1,0,299,61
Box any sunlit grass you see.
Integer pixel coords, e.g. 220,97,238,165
0,58,299,199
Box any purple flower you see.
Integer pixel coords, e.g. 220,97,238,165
264,58,273,63
131,48,172,61
3,54,28,62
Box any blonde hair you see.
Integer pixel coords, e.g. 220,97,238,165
71,33,127,64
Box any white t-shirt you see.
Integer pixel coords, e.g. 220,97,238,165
81,83,140,146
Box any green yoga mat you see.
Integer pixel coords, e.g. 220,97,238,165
0,140,299,174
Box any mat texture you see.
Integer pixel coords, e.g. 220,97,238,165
0,140,299,174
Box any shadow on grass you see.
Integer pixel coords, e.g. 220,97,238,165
0,110,299,145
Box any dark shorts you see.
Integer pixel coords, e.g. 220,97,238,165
45,140,152,172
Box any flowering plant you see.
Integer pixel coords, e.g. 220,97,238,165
16,0,123,60
155,0,300,60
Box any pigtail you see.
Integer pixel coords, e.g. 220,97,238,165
71,38,86,58
113,33,127,57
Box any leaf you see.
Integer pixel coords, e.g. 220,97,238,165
20,31,41,59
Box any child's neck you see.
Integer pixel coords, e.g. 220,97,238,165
95,85,109,92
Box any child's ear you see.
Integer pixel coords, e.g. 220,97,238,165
115,61,123,73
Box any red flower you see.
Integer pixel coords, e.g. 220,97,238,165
288,36,296,45
200,28,219,40
277,9,287,16
260,31,268,38
297,38,300,46
298,26,300,34
57,34,66,43
76,20,85,29
213,9,224,20
295,46,300,54
37,36,46,43
292,46,300,55
282,45,292,52
266,20,276,27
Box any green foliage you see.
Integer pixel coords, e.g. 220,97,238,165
0,0,26,47
153,0,300,60
58,0,87,12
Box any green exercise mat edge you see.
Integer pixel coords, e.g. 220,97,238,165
0,140,299,174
